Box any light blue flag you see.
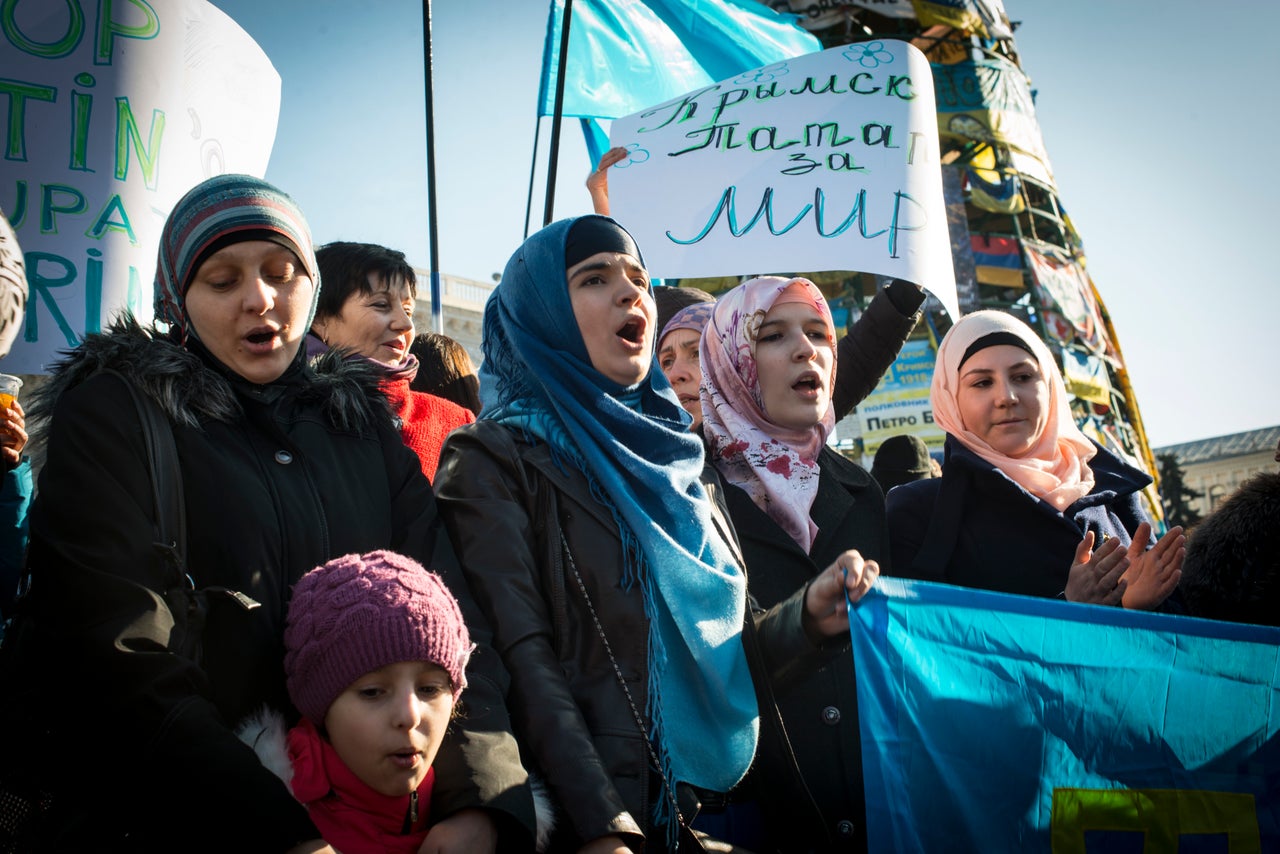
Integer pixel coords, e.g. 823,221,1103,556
850,578,1280,852
538,0,821,120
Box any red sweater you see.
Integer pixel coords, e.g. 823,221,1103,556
382,376,474,482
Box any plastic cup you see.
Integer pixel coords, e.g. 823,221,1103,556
0,374,22,413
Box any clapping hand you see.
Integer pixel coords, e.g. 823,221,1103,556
1065,531,1128,606
1120,522,1184,610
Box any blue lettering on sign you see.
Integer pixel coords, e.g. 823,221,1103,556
667,186,927,259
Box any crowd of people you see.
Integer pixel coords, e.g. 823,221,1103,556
0,163,1272,854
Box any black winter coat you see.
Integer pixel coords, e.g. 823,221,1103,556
435,421,829,853
4,321,530,852
887,436,1154,599
723,446,888,853
831,280,922,421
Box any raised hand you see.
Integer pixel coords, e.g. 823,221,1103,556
585,146,629,216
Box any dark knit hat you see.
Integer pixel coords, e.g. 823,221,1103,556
284,550,473,724
871,434,936,493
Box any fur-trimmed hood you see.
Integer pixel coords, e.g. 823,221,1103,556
1180,471,1280,627
29,315,391,442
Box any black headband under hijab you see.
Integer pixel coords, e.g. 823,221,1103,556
958,331,1039,370
564,216,641,270
188,229,305,293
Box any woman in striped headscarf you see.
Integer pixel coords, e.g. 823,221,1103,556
0,175,533,852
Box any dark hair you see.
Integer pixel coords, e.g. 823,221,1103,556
314,241,417,321
410,332,482,416
1179,471,1280,627
654,285,715,335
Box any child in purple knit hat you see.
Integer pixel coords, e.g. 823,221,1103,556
247,550,473,854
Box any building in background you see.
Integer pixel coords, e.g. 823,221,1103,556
409,272,494,367
1153,426,1280,517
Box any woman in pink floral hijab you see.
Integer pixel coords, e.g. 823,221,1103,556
699,273,886,851
700,275,839,557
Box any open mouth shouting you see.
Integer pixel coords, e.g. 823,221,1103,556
792,370,824,398
616,314,647,350
243,325,282,352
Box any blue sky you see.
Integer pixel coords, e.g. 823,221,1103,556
208,0,1280,448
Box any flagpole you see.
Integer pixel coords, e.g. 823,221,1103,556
542,0,574,226
422,0,443,333
523,117,542,239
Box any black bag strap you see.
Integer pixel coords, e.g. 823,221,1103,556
101,369,187,578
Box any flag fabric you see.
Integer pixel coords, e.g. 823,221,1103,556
538,0,821,120
933,55,1051,166
913,0,1014,40
849,578,1280,852
971,234,1023,287
580,117,611,167
1025,242,1109,354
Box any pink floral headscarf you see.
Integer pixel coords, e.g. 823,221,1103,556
701,276,837,553
932,310,1096,509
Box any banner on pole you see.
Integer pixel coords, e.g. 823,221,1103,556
538,0,820,121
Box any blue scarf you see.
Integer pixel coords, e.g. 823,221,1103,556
480,217,758,826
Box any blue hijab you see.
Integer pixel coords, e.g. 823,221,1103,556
480,216,758,817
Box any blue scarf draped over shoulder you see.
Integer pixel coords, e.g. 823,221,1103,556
479,216,758,808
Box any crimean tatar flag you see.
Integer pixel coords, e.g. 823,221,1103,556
850,578,1280,852
538,0,820,120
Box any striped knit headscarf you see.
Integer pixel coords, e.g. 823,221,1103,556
154,174,320,344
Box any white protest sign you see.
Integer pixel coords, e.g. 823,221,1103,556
0,0,280,373
609,41,958,320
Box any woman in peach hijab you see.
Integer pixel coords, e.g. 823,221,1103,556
887,310,1183,609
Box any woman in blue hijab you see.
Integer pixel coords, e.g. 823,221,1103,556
434,215,875,853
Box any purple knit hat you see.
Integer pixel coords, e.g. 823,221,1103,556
284,550,473,724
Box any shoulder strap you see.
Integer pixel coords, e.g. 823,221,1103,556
101,369,187,578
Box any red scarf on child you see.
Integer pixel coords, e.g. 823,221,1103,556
287,717,434,854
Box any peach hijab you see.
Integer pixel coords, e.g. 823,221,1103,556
931,310,1096,510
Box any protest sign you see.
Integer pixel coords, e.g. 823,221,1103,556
850,579,1280,852
856,338,944,463
0,0,280,373
609,41,958,319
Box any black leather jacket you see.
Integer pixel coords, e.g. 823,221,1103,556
435,420,828,852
